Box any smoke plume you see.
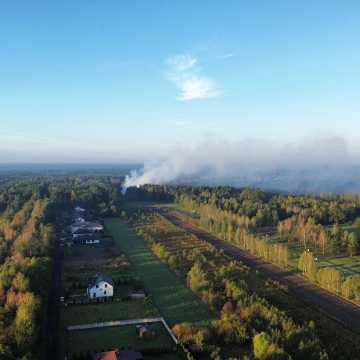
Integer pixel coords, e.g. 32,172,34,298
123,136,360,194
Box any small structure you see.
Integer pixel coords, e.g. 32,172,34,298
75,206,86,213
93,350,118,360
117,351,143,360
87,274,114,299
129,290,146,299
73,234,101,245
93,350,143,360
136,325,156,340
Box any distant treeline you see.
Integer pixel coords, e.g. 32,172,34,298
128,184,360,226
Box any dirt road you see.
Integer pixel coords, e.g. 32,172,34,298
165,212,360,334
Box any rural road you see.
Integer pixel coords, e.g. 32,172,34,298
46,245,62,360
165,212,360,334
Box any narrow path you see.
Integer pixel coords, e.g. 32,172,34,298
165,212,360,334
45,247,62,360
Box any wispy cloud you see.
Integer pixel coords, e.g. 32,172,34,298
166,54,220,101
218,53,234,59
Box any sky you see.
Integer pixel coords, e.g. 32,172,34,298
1,1,360,163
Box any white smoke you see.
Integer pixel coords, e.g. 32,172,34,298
122,136,360,194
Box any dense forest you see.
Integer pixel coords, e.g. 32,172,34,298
0,175,122,359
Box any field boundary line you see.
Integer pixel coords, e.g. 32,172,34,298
67,316,178,344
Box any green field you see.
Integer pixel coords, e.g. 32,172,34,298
63,299,159,326
105,218,214,326
281,239,360,276
67,322,175,354
62,264,137,300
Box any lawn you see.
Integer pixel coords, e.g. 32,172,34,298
105,218,214,326
62,299,159,326
67,322,175,354
285,240,360,276
62,264,137,299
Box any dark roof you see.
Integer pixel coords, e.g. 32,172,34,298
93,350,142,360
73,228,95,234
117,351,143,360
73,234,98,241
93,351,117,360
88,273,114,288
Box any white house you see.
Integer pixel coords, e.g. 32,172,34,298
87,274,114,299
71,221,103,234
75,206,86,213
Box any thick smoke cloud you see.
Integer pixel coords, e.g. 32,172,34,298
123,136,360,194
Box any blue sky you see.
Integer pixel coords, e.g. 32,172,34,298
1,1,360,162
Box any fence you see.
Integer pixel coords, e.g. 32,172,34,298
67,316,178,344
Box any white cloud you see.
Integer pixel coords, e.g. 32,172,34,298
218,53,234,59
166,54,220,101
178,76,219,101
167,54,197,72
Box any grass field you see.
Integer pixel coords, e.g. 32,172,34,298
62,262,137,300
67,322,175,354
282,240,360,276
62,299,159,326
59,212,188,360
105,218,214,326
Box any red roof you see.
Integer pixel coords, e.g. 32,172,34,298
94,351,118,360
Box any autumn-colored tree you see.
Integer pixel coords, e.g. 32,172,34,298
298,251,317,281
187,262,209,293
12,273,29,292
253,332,285,359
14,292,40,349
341,275,360,301
317,267,342,294
347,232,359,257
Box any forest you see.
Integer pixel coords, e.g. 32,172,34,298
127,185,360,303
1,175,360,359
0,175,122,359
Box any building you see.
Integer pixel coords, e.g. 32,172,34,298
129,290,146,299
117,351,143,360
93,350,143,360
93,350,118,360
73,235,101,245
72,228,95,238
71,221,103,234
87,273,114,299
137,325,156,340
